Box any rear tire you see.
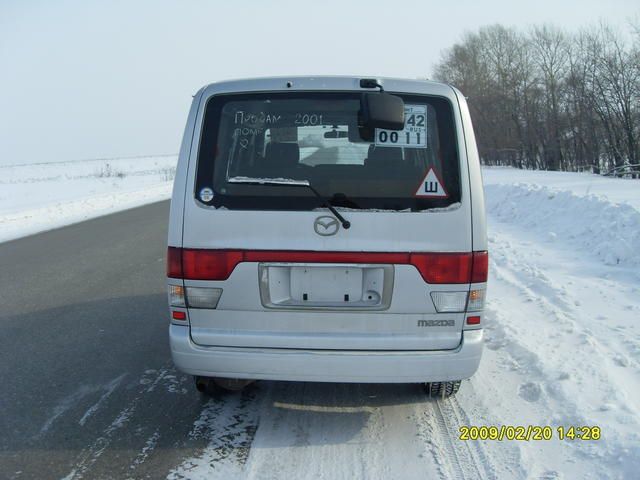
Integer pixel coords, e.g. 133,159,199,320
425,380,461,399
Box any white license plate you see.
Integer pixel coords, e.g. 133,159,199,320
290,266,363,302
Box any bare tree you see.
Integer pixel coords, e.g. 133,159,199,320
433,21,640,175
530,25,569,170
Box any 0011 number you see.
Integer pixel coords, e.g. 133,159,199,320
375,104,427,148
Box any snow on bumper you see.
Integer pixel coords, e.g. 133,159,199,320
170,325,483,383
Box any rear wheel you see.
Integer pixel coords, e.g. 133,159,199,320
424,380,461,399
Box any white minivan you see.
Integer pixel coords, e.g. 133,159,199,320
167,76,487,397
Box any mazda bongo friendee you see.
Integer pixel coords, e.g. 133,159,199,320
167,76,488,397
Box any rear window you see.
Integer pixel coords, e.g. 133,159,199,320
195,92,460,211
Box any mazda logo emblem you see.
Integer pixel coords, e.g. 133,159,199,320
314,216,339,236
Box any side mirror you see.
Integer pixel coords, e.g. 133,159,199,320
360,92,405,131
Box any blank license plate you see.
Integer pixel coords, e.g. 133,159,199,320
290,266,363,302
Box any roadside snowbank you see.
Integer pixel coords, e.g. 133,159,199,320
0,155,176,243
483,167,640,267
476,167,640,480
483,167,640,210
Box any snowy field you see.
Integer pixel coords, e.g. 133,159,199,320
2,161,639,479
0,155,177,243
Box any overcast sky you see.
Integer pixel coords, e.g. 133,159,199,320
1,0,638,166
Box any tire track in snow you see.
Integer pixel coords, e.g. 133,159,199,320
478,214,640,479
242,382,433,480
37,385,101,436
167,387,260,480
78,373,127,426
417,397,494,480
491,234,640,405
442,397,497,479
129,428,161,470
61,404,136,480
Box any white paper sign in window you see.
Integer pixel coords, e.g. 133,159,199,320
375,104,427,149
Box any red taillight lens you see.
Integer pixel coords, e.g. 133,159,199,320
172,310,186,320
167,247,183,278
410,252,472,284
166,248,489,284
182,249,244,281
466,315,481,325
244,250,407,265
471,251,489,283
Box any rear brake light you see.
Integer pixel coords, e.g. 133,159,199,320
172,310,186,320
471,251,488,283
166,248,488,284
182,250,243,280
244,251,407,264
167,247,183,277
410,253,472,284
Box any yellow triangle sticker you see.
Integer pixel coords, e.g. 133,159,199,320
415,167,449,198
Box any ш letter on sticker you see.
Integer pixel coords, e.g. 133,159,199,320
415,167,448,198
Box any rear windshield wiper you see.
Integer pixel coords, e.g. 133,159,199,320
329,192,360,210
227,176,351,229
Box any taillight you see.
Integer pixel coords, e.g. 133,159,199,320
167,247,183,278
410,252,472,284
243,251,406,264
182,249,244,280
471,251,489,283
165,248,489,284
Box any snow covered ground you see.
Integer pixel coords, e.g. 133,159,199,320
467,167,640,479
3,160,638,479
0,155,176,243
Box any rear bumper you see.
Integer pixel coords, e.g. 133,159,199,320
170,325,483,383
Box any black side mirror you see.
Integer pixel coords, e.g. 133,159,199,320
360,92,405,131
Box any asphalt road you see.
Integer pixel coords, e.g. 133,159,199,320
0,201,206,479
0,201,485,480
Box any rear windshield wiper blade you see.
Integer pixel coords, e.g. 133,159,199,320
329,192,360,210
227,176,351,229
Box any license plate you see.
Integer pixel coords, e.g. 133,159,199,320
290,266,363,303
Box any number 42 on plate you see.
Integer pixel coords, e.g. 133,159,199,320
375,104,427,149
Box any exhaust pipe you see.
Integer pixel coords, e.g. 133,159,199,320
194,376,211,393
213,377,254,391
194,376,254,393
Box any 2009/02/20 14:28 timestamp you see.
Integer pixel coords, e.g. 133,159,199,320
459,425,601,441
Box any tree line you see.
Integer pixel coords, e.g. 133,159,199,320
432,22,640,174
